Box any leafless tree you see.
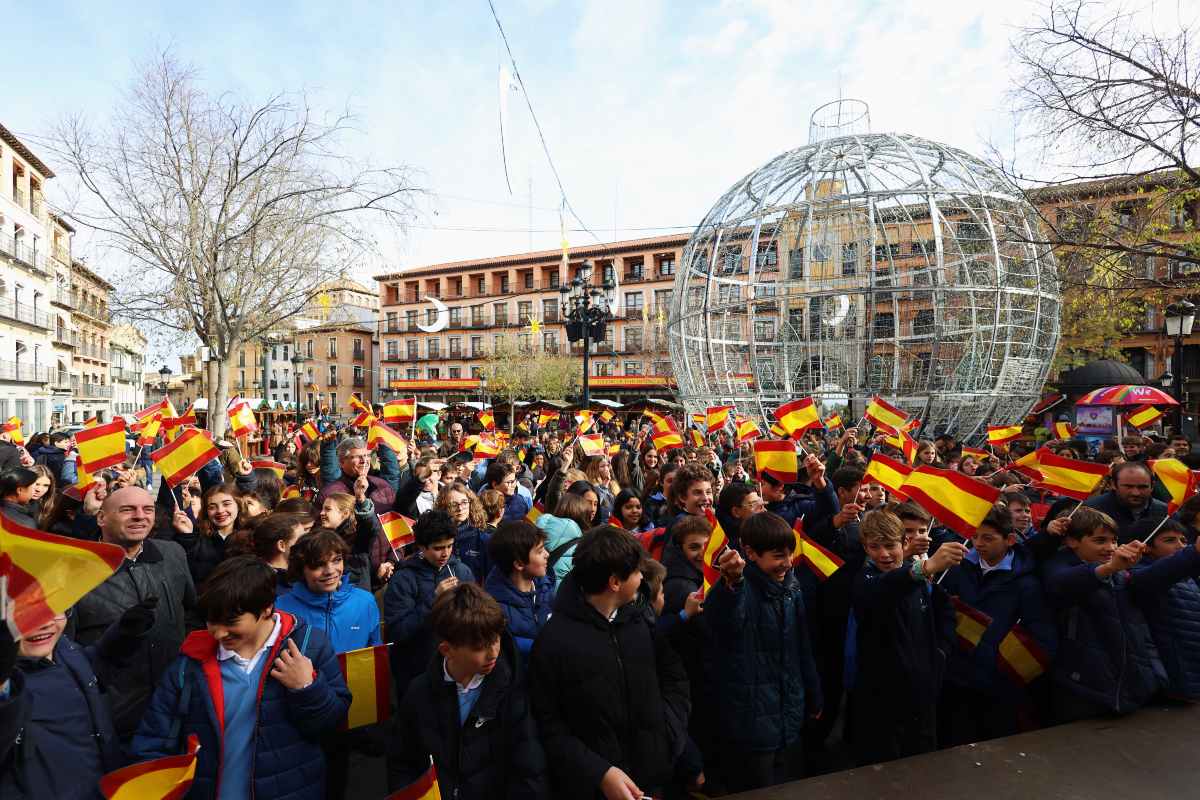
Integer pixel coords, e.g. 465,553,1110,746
49,51,418,433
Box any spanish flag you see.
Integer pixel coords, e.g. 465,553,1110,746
769,421,788,438
885,427,918,464
378,511,415,550
901,416,922,434
864,453,912,498
986,424,1023,446
735,415,762,445
961,446,988,461
296,420,321,445
791,518,844,581
100,734,200,800
1125,404,1164,430
281,485,301,501
474,437,501,459
536,409,559,427
689,429,706,447
644,410,676,434
339,644,391,729
575,410,595,435
75,418,128,472
383,398,417,425
367,420,407,453
823,413,843,430
997,624,1051,685
151,428,220,489
526,501,545,525
1011,448,1044,483
1031,450,1109,500
348,410,375,429
2,514,124,636
754,439,797,484
132,399,169,424
348,394,372,416
386,763,441,800
951,597,993,653
706,405,735,433
607,443,621,456
577,433,606,457
700,510,729,596
136,415,163,447
599,408,615,423
865,396,908,434
653,428,685,452
900,465,1001,538
250,460,286,479
2,416,23,445
478,409,496,431
227,397,259,437
1150,458,1198,512
1054,421,1077,440
691,412,706,428
773,398,821,439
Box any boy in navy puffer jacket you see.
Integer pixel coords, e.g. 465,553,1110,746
1129,517,1200,701
1042,507,1166,724
484,520,555,660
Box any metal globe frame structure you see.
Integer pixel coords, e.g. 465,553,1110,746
667,100,1061,440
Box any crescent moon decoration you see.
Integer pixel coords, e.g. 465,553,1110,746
416,296,450,333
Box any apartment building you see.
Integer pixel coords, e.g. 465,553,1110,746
69,260,114,423
109,324,146,417
374,236,681,404
294,322,374,413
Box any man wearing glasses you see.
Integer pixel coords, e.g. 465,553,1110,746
315,436,398,511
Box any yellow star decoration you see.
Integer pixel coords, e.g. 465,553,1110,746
529,318,542,334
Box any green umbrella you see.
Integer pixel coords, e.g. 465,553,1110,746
416,413,440,437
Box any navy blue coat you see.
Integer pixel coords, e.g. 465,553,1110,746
483,567,555,657
705,562,823,752
939,547,1057,698
1042,549,1167,713
0,637,124,800
130,612,351,800
384,554,474,695
1083,492,1168,542
765,479,839,529
1131,546,1200,700
454,522,492,584
502,492,531,523
660,542,702,617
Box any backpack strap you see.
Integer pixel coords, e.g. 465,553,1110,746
299,625,313,656
167,659,192,749
548,537,581,570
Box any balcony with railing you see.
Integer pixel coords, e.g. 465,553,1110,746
52,284,75,308
352,375,366,388
110,366,140,383
327,376,339,387
79,382,114,398
75,299,111,323
0,359,50,383
50,370,72,391
78,342,108,360
0,297,51,330
13,187,27,208
352,346,366,361
0,233,48,275
53,328,78,347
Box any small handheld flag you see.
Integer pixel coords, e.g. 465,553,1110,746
865,396,909,434
537,409,560,428
997,624,1051,685
478,409,496,431
951,597,993,653
526,501,545,524
378,511,415,552
577,433,606,457
383,398,417,425
2,417,23,446
689,429,706,447
100,734,200,800
986,424,1023,446
864,453,912,499
773,398,822,439
791,518,844,580
75,418,128,472
338,644,391,729
250,460,286,479
386,763,441,800
1149,458,1199,512
823,413,843,430
706,405,735,433
900,465,1001,538
151,428,220,489
227,396,259,437
367,420,407,453
734,415,762,445
1030,450,1109,500
754,439,798,484
1125,404,1164,430
1053,421,1077,440
700,510,729,596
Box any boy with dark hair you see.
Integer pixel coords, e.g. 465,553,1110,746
389,583,549,799
483,520,555,657
999,489,1036,542
1042,507,1169,722
385,509,475,696
276,528,382,653
705,511,822,791
530,526,689,799
661,514,712,616
851,508,964,766
131,556,350,800
1130,517,1200,701
938,504,1057,744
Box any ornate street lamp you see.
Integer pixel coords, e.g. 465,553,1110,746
1165,300,1196,433
560,261,614,408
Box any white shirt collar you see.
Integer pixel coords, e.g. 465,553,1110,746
442,658,485,694
217,614,281,673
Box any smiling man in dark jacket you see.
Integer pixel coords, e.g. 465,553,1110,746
529,526,690,799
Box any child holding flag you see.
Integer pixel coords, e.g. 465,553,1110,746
1130,518,1200,701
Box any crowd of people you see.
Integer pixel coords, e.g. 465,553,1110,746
2,408,1200,799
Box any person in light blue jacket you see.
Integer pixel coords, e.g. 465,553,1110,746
535,492,595,583
276,528,381,653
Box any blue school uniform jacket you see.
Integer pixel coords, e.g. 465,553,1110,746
1042,549,1167,713
1131,546,1200,699
453,522,491,584
130,612,351,800
275,575,382,653
483,567,556,656
384,554,474,695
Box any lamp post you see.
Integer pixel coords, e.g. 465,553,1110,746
1165,300,1196,434
479,373,488,412
158,364,172,400
291,351,306,416
560,260,614,409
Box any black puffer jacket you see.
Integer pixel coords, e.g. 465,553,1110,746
388,634,549,799
529,572,690,797
660,542,701,616
65,538,196,737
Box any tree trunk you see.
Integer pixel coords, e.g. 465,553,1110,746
207,359,231,436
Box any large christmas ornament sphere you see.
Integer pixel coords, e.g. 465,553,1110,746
667,100,1061,439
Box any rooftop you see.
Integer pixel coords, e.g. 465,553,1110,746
0,122,55,180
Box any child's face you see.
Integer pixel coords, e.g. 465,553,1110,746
19,615,66,660
681,481,714,515
1007,501,1032,532
1067,527,1118,564
521,541,549,578
207,609,274,654
243,495,267,518
865,536,906,572
1148,530,1187,559
972,526,1013,566
746,546,792,582
303,552,345,594
680,533,708,573
319,500,349,529
440,635,501,678
651,585,665,615
421,538,456,570
614,568,643,606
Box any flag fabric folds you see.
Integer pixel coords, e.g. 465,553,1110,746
338,644,392,729
1054,421,1077,440
1125,404,1164,430
754,440,798,484
997,624,1051,685
378,512,415,550
961,446,989,461
769,422,787,438
367,420,407,453
986,424,1023,446
885,427,918,464
823,413,843,430
249,460,286,479
706,405,734,433
525,502,545,525
1030,450,1109,500
348,395,372,416
734,416,762,445
0,514,124,636
136,415,163,447
865,396,908,434
791,518,844,581
577,434,606,457
296,420,321,445
900,465,1001,538
2,417,23,446
700,510,729,596
384,398,417,425
536,409,559,428
1149,458,1199,512
478,409,496,431
151,429,220,489
75,419,128,472
691,413,706,429
386,763,442,800
863,453,912,498
689,429,705,447
951,597,993,652
773,398,821,439
99,734,200,800
599,408,615,423
227,397,259,437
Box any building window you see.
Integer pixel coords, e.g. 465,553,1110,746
497,274,510,294
788,249,804,279
239,369,245,388
476,276,485,294
493,334,503,352
470,336,483,357
625,327,643,352
547,271,560,289
601,262,615,284
471,366,483,378
428,367,440,379
518,334,532,353
328,365,337,385
386,311,398,332
426,307,437,325
595,361,611,377
624,292,643,317
721,248,741,275
406,368,419,380
493,302,508,326
624,361,643,376
518,301,532,323
385,368,397,384
407,341,419,360
654,360,671,376
914,309,935,336
450,307,461,327
542,298,558,322
449,336,462,357
842,243,858,276
625,259,644,280
353,365,364,385
756,243,778,268
658,255,675,276
305,339,314,358
329,393,337,412
328,338,337,358
406,309,418,330
449,367,461,378
872,313,895,339
543,331,558,352
428,338,440,359
754,320,776,340
523,272,534,289
353,337,363,358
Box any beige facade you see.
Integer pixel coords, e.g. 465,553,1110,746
69,260,113,423
109,324,147,417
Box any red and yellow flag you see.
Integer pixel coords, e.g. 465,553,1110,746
132,399,169,424
296,420,321,445
706,405,735,433
348,410,375,429
537,409,560,428
383,398,417,425
151,428,220,489
478,409,496,431
575,410,595,435
773,398,821,439
885,427,918,464
791,518,844,581
599,408,615,423
100,734,200,800
769,421,788,438
378,511,415,550
700,509,729,596
386,763,441,800
823,413,843,430
1150,458,1199,513
367,420,407,453
1053,421,1077,440
951,597,993,652
136,415,163,447
865,396,908,434
1125,404,1164,430
1,514,124,636
1031,450,1109,500
900,465,1001,538
643,409,673,431
525,501,545,525
986,424,1023,446
227,397,259,437
281,485,301,501
754,439,797,484
474,437,501,459
653,428,684,452
691,413,706,428
250,460,286,479
1011,448,1044,483
734,415,762,445
997,624,1051,685
577,433,606,457
348,395,372,416
2,416,23,446
338,644,391,730
75,418,128,472
901,417,922,434
689,429,705,447
961,446,988,461
864,453,912,498
606,443,621,456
